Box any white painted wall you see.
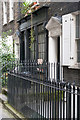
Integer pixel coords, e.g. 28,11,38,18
14,37,20,59
15,43,20,59
48,36,58,63
46,16,62,81
48,34,59,81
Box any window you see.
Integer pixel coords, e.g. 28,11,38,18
38,33,46,59
29,29,36,60
29,24,46,60
9,0,14,22
15,43,19,59
77,40,80,62
30,40,36,60
3,2,7,25
76,14,80,62
38,24,46,60
76,14,80,38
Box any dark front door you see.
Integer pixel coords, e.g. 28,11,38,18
57,36,60,81
20,31,25,61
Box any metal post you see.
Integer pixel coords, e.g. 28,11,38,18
73,84,75,119
77,87,80,119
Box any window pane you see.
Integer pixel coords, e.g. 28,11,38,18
42,43,46,52
77,41,80,50
38,33,45,43
38,43,46,52
38,24,44,32
30,40,36,60
76,15,80,38
38,30,46,60
31,43,34,51
38,52,45,59
41,53,45,59
77,51,80,62
77,40,80,62
34,51,36,59
34,42,36,51
30,52,33,60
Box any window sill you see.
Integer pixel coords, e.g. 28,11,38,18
9,19,14,23
68,63,80,69
75,38,80,40
3,22,7,26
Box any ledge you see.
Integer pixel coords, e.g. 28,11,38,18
68,63,80,69
17,5,49,23
75,38,80,40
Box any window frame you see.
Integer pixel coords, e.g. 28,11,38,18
3,2,7,25
29,23,47,61
76,14,80,63
9,0,14,22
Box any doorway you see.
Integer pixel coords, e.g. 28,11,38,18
57,36,60,81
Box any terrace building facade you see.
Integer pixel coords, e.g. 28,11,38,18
7,2,80,119
2,1,20,59
18,2,80,84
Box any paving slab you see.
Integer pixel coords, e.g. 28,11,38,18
0,93,26,120
0,93,7,102
0,102,15,119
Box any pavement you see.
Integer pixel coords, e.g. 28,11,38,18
0,102,15,119
0,93,26,120
0,94,7,103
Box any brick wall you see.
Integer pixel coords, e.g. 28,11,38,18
47,2,80,84
48,2,79,19
2,2,19,35
2,2,20,58
63,67,80,85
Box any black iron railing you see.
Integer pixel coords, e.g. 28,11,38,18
8,72,80,119
7,60,62,82
0,59,19,88
0,60,63,88
7,60,80,119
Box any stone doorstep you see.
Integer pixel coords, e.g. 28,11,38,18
0,93,26,120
